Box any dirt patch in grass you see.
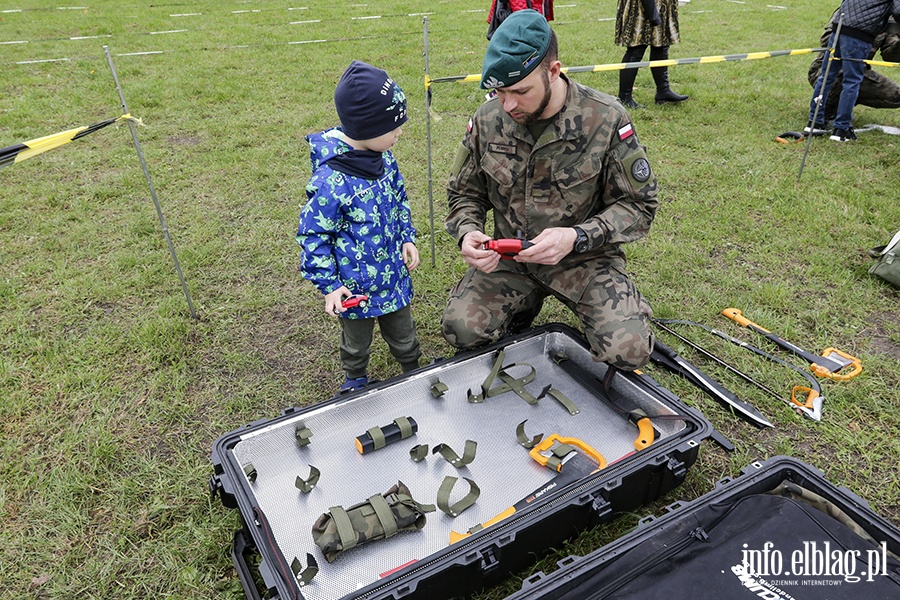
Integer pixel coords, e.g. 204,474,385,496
252,303,339,391
167,135,202,146
861,310,900,360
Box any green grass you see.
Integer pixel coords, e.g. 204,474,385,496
2,0,899,598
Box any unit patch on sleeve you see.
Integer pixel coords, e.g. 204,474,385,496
631,157,651,182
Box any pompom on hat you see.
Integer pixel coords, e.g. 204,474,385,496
334,60,408,140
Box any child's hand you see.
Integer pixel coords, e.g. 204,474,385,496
325,286,352,316
402,242,420,271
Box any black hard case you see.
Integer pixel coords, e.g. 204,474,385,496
506,455,900,599
209,324,715,600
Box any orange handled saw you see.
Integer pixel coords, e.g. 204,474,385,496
722,308,862,381
449,435,606,544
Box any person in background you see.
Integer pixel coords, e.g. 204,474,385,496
486,0,554,40
805,0,900,142
615,0,689,108
443,10,658,371
808,10,900,125
296,61,422,393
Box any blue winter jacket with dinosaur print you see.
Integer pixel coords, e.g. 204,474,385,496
296,128,417,319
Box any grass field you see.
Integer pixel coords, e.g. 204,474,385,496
1,0,899,598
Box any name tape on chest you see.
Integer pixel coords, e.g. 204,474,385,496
488,142,517,155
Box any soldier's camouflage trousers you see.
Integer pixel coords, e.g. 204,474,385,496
808,58,900,114
441,265,654,370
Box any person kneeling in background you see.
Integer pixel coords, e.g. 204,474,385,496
805,0,900,142
808,10,900,126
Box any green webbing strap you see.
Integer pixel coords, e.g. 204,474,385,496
409,444,429,462
290,553,319,586
394,417,414,439
467,523,484,535
243,463,257,483
295,423,313,447
628,408,650,425
366,425,387,450
430,381,448,398
468,349,538,404
436,476,481,517
538,384,579,415
515,419,543,449
397,491,436,514
368,493,399,538
294,465,320,494
468,349,507,403
551,350,569,365
544,443,576,472
495,364,538,404
433,440,477,467
328,506,357,551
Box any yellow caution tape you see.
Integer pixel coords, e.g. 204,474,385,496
427,47,829,86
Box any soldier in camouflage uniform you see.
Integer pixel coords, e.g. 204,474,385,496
808,10,900,121
442,10,658,371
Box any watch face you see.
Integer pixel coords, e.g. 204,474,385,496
575,231,589,253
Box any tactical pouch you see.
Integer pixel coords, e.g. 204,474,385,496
868,229,900,288
311,481,434,562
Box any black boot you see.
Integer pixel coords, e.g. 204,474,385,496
506,297,545,336
618,46,647,109
650,46,688,104
618,69,644,109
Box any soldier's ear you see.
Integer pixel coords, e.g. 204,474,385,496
547,60,562,82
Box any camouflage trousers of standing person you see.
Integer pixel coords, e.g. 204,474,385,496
440,264,655,370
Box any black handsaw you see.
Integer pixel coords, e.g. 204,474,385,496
650,339,774,428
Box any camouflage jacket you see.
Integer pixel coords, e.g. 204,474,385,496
446,75,658,302
297,128,416,318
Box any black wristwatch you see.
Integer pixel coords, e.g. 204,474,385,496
573,227,590,254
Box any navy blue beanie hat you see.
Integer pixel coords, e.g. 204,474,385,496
334,61,408,141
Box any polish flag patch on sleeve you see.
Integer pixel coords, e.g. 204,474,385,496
618,123,634,141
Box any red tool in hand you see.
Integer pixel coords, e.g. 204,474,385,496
483,238,534,258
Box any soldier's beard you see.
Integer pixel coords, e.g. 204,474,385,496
510,69,552,125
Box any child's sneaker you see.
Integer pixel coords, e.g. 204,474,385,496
804,121,828,136
829,127,857,142
339,375,368,393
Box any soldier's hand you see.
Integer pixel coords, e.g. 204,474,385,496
461,231,501,273
516,227,578,265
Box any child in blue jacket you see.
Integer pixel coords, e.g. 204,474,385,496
297,61,421,392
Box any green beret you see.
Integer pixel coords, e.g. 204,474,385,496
481,10,551,89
